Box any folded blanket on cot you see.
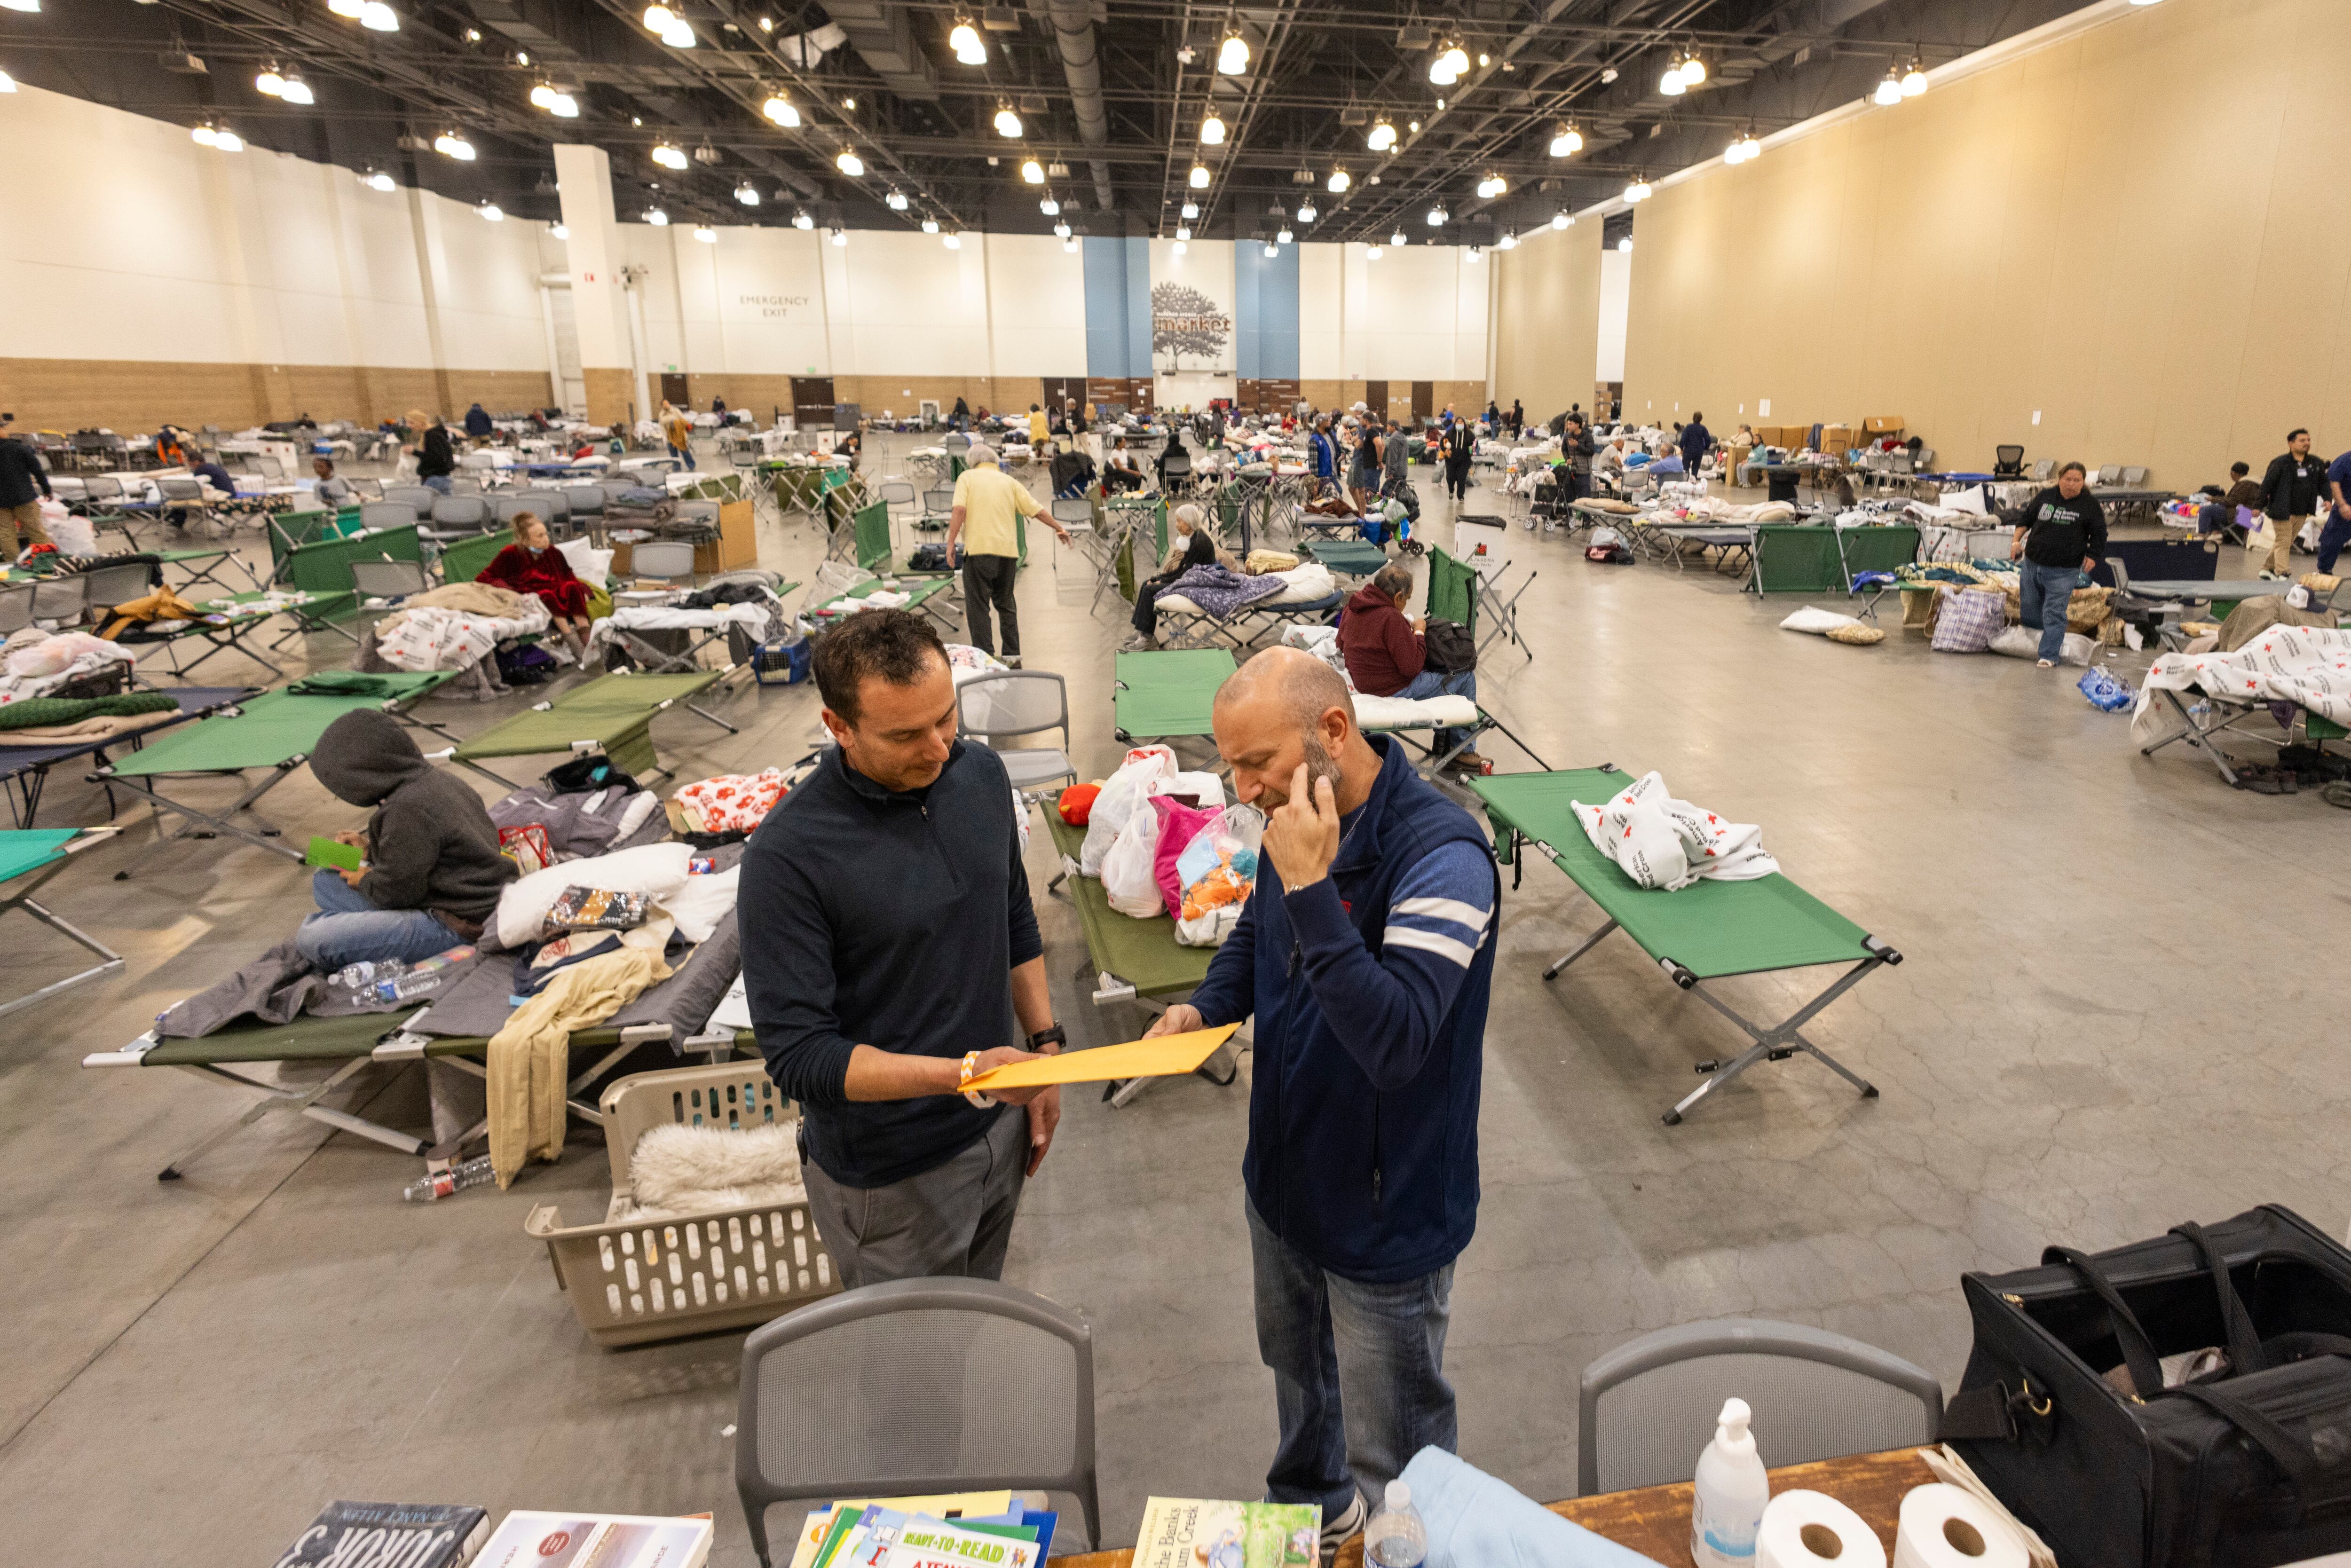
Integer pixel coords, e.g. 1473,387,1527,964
2138,624,2351,726
585,597,775,654
1354,693,1479,730
1160,562,1338,617
1161,563,1289,618
375,599,552,673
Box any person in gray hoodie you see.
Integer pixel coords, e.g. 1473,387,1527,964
298,709,516,970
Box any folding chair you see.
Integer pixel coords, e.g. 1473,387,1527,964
1161,450,1194,499
916,484,955,535
349,557,433,602
1579,1318,1941,1494
735,1277,1103,1566
423,494,490,546
876,479,918,534
384,484,438,512
154,477,220,540
1049,496,1100,581
623,538,699,593
563,486,606,528
76,476,147,549
357,500,417,534
74,562,149,631
2099,464,2122,485
958,670,1077,799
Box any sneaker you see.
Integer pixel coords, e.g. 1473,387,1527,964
1120,632,1154,652
2035,658,2055,668
1318,1492,1365,1565
1002,654,1023,669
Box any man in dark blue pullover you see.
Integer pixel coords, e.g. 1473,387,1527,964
1146,648,1498,1558
742,610,1062,1288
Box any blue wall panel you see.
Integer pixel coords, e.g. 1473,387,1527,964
1124,237,1152,377
1234,241,1300,381
1082,236,1130,378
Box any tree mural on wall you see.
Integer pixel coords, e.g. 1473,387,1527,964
1152,281,1231,372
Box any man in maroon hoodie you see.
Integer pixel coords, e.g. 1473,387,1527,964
1336,562,1484,772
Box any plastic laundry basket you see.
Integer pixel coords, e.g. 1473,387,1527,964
524,1060,841,1348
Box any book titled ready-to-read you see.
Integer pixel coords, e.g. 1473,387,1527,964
270,1501,491,1568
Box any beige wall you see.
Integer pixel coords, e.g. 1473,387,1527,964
1621,0,2351,485
1494,221,1604,426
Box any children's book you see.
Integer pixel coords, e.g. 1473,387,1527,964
1132,1498,1318,1568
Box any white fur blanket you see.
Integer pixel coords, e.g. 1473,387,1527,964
616,1120,808,1221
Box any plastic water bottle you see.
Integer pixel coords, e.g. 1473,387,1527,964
369,946,474,1004
1364,1479,1427,1568
402,1153,495,1202
333,959,394,990
1691,1398,1770,1568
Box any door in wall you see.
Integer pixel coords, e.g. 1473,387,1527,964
1411,381,1434,423
791,377,836,432
659,373,691,409
1040,376,1087,417
1363,381,1388,421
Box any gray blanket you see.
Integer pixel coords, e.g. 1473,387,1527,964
404,911,738,1042
155,942,494,1038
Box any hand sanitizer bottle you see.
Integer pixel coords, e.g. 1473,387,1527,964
1691,1397,1769,1568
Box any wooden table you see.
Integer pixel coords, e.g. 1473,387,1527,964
1060,1448,1934,1567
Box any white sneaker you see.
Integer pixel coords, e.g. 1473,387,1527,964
1317,1492,1365,1566
2036,658,2055,668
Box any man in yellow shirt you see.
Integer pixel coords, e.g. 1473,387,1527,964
947,443,1069,667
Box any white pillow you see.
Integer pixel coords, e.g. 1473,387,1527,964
557,536,614,590
495,841,692,950
658,864,739,945
1779,606,1862,636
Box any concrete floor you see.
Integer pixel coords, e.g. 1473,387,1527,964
0,435,2341,1561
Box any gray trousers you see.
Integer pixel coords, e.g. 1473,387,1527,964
801,1105,1028,1289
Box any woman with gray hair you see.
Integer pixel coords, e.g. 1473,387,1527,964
1123,501,1218,649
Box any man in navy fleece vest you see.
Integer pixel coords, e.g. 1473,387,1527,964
1146,648,1499,1561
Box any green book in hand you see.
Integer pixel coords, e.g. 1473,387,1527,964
305,836,363,872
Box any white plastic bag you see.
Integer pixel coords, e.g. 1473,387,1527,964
1989,625,2097,665
1173,804,1265,947
39,498,92,557
1099,808,1165,917
1079,744,1176,875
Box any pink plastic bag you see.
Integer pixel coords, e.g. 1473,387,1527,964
1149,795,1221,919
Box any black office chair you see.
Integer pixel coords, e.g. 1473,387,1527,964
1993,446,2025,479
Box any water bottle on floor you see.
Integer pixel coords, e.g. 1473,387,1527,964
370,946,475,1005
1364,1479,1426,1568
402,1153,495,1202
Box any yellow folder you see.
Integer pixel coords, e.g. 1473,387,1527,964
960,1024,1240,1093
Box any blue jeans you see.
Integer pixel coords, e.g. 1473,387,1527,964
296,869,466,970
1396,667,1478,757
1248,1197,1457,1524
421,474,453,496
668,441,697,471
2318,510,2351,575
2017,559,2080,663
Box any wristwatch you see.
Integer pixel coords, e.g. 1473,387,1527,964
1026,1024,1066,1054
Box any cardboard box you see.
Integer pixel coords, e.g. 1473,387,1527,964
1821,424,1856,454
1863,415,1905,435
607,498,757,579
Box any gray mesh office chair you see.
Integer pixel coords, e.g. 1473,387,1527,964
919,485,956,533
626,538,698,588
76,562,152,618
2098,464,2123,485
491,495,537,525
942,431,972,455
359,501,418,533
155,476,214,531
1161,450,1194,497
957,671,1076,795
385,484,438,511
426,495,490,541
30,573,91,626
515,488,568,522
2121,465,2149,486
0,582,34,638
734,1277,1100,1567
564,485,607,521
1578,1318,1942,1495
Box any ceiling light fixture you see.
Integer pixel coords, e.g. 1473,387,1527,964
1426,201,1447,226
646,207,669,225
1189,162,1211,189
434,131,475,160
1874,65,1904,106
1366,244,1381,260
1020,157,1044,183
255,64,286,96
190,123,218,147
885,188,909,211
642,3,674,29
735,181,761,205
1063,236,1077,253
994,103,1023,138
1217,30,1249,74
0,69,12,93
830,227,848,247
1497,230,1516,250
1660,55,1688,95
1682,52,1706,86
1172,239,1187,254
1466,245,1482,263
1277,226,1293,244
1739,130,1763,161
1326,167,1350,193
944,231,962,250
281,73,314,105
760,14,773,28
1365,118,1396,152
1407,119,1420,134
662,21,695,47
1390,228,1406,247
1199,111,1225,146
550,221,568,239
1180,199,1199,219
1623,176,1652,202
1053,218,1072,237
361,168,395,191
950,17,986,63
1552,208,1571,229
921,217,940,233
1297,197,1317,222
529,82,555,109
479,202,505,222
1618,236,1633,252
1429,41,1468,86
1549,122,1582,158
357,0,398,30
1263,242,1278,258
1475,172,1507,198
1040,193,1059,215
1175,224,1191,241
331,0,364,15
791,209,814,229
1901,56,1929,96
762,93,801,127
652,143,688,170
836,147,865,176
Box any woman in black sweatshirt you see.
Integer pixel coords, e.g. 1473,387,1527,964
2011,461,2106,667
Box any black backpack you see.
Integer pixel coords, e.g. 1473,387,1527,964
1943,1205,2351,1568
1422,618,1475,674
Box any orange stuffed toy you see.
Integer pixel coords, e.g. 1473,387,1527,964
1057,782,1101,826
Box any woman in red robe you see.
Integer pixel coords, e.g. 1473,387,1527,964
476,512,592,651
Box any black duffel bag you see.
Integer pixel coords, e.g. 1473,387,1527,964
1422,618,1476,675
1943,1204,2351,1568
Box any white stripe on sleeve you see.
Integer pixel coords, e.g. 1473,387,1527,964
1383,926,1477,968
1392,895,1492,930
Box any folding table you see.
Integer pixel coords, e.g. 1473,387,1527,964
448,668,735,787
1473,768,1902,1125
0,826,124,1019
97,672,458,868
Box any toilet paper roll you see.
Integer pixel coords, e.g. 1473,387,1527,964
1756,1489,1888,1568
1893,1483,2028,1568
